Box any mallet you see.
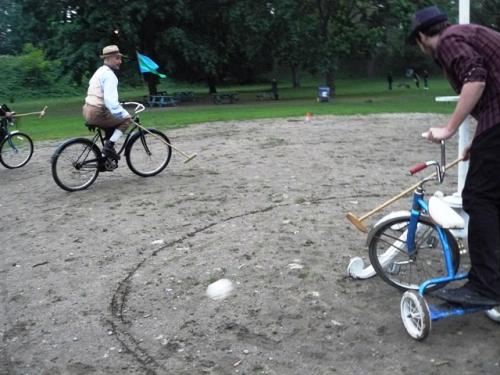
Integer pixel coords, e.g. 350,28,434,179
346,157,462,233
132,120,197,163
12,106,48,118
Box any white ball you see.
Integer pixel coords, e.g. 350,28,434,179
206,278,234,300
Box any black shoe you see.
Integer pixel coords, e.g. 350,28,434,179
433,284,500,307
103,140,120,161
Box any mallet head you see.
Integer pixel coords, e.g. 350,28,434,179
346,212,368,233
183,153,197,164
39,106,48,118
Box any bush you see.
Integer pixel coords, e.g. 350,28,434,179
0,44,80,102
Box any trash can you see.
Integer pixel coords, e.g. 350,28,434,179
317,86,330,102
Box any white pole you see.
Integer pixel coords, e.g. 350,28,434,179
459,0,470,24
457,0,470,194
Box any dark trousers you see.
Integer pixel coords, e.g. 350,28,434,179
462,124,500,299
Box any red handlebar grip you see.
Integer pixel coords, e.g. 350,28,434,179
409,162,427,175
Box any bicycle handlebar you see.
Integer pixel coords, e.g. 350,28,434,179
122,102,145,115
409,140,446,184
409,162,429,175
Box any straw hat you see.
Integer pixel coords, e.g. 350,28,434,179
100,45,124,59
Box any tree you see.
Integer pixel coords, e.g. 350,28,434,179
303,0,386,89
269,0,316,87
0,0,26,54
471,0,500,31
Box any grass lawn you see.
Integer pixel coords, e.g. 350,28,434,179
6,77,457,141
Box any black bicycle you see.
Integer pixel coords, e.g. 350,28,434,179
51,102,172,192
0,114,34,169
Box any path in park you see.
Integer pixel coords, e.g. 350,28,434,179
2,114,499,375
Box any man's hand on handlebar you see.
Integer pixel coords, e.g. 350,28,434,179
422,127,454,143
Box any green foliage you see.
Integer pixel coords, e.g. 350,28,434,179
0,0,25,54
471,0,500,30
2,0,497,96
0,44,80,101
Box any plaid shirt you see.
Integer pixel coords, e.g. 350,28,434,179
435,24,500,137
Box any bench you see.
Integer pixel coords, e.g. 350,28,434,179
147,95,179,107
256,91,274,100
212,92,239,104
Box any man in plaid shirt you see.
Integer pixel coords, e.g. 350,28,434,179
409,5,500,306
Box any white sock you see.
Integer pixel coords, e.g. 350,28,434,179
109,129,123,143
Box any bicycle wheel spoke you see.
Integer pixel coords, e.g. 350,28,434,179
127,130,171,177
0,133,33,168
374,234,408,254
52,140,99,191
369,215,458,291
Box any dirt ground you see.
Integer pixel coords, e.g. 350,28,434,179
1,113,499,375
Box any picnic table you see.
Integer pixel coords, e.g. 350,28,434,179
147,94,179,107
212,92,239,104
172,91,196,102
256,91,274,100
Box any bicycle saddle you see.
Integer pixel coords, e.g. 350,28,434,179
428,196,465,229
85,123,98,132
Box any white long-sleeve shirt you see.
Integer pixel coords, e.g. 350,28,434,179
85,65,129,119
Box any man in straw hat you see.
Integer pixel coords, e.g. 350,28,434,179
410,5,500,306
83,45,131,160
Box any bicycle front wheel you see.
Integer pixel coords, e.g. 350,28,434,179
126,129,172,177
51,138,100,192
368,214,460,291
0,132,33,169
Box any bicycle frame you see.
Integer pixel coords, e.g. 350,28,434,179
405,187,468,297
82,102,148,166
1,118,23,150
89,102,144,155
88,122,139,155
399,142,499,340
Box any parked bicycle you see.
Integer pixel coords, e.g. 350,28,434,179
51,102,172,191
0,113,34,169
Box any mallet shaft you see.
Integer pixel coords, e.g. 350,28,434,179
132,120,197,161
348,157,462,229
13,106,48,118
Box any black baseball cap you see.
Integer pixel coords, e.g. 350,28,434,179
408,5,448,45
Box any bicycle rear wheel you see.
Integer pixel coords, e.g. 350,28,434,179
51,138,100,192
368,214,460,291
0,132,33,169
126,129,172,177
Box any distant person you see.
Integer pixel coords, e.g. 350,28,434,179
387,73,393,90
271,78,279,100
412,71,421,88
410,5,500,306
422,69,429,90
83,45,131,160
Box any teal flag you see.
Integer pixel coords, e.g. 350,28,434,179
137,52,166,78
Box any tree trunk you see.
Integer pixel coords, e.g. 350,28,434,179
366,55,376,77
325,70,335,95
291,65,300,88
207,77,217,94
